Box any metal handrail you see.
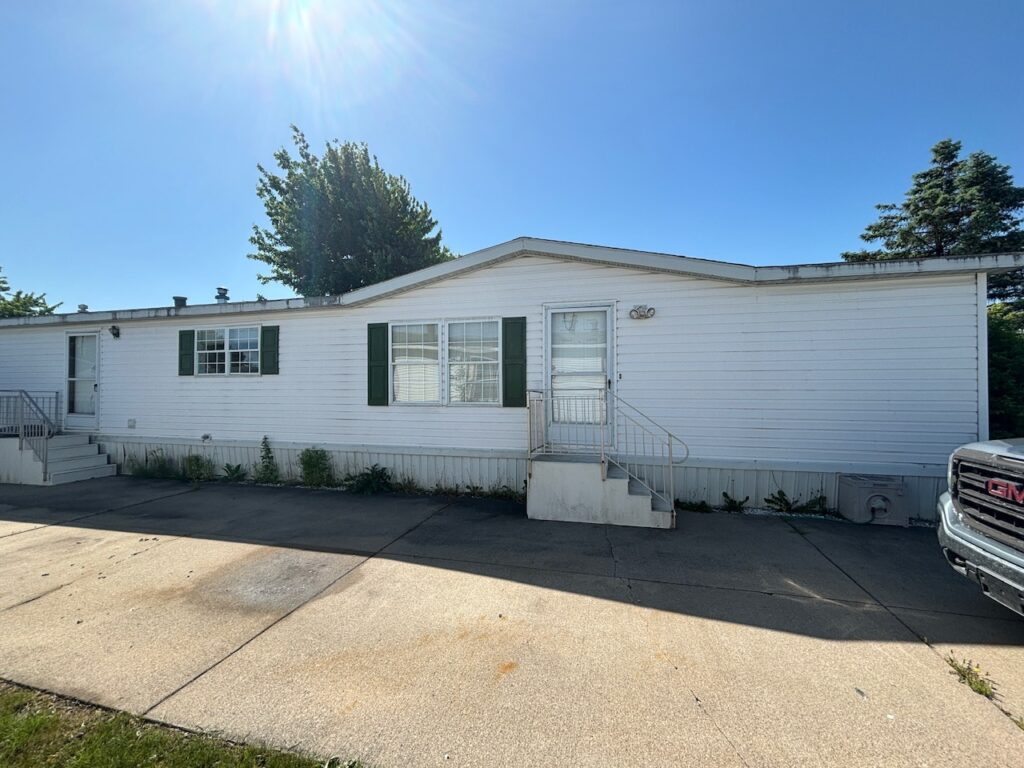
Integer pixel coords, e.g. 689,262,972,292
0,390,59,480
527,388,689,512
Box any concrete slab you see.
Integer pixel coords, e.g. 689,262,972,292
0,477,189,538
892,606,1024,720
626,578,1023,767
0,523,174,610
149,556,746,768
384,497,618,577
607,511,874,603
0,535,364,713
789,517,1012,619
2,477,1022,766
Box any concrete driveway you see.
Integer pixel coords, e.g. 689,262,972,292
1,477,1022,767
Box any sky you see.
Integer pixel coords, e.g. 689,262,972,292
1,0,1022,311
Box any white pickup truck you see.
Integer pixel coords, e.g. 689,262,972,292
938,440,1024,616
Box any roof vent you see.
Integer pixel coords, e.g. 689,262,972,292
77,304,89,313
172,296,188,309
215,287,229,304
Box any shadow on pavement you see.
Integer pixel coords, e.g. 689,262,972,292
1,476,1022,645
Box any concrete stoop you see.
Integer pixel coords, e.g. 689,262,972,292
0,433,115,485
526,454,675,529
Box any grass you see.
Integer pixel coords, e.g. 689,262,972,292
945,654,997,699
0,681,360,768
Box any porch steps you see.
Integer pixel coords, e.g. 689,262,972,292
46,433,116,485
527,455,674,529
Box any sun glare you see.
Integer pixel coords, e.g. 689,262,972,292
190,0,464,111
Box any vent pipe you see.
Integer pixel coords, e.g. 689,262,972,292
172,296,188,309
215,287,229,304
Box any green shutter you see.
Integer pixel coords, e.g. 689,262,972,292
367,323,389,406
260,325,280,375
502,317,527,407
178,330,195,376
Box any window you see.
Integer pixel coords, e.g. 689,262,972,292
196,326,260,375
388,319,501,404
391,323,440,402
448,320,499,404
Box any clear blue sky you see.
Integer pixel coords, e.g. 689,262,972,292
2,1,1022,311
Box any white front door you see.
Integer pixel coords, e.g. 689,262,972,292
545,305,614,451
66,333,98,429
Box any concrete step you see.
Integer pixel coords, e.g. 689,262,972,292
48,453,111,472
651,495,673,513
49,433,92,448
48,462,116,485
48,442,100,461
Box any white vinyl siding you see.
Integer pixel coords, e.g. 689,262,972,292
0,255,984,474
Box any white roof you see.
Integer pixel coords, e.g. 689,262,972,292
3,236,1022,328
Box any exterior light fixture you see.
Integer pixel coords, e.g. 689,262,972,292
108,325,121,338
629,305,656,319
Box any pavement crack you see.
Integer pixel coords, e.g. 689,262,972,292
0,582,69,613
779,517,1021,727
689,687,750,768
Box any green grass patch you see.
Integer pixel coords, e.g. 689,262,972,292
0,681,357,768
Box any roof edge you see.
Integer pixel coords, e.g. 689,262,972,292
2,238,1021,329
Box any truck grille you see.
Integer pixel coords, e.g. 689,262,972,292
952,456,1024,554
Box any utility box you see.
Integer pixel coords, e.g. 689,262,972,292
837,474,908,526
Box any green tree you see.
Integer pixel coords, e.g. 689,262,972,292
249,126,453,296
842,139,1024,300
0,268,60,318
987,303,1024,439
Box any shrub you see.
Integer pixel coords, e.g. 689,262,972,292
127,449,179,479
487,483,526,503
222,463,248,482
344,464,392,494
764,489,831,515
299,447,335,487
253,436,280,484
392,475,425,494
183,454,216,484
720,492,749,513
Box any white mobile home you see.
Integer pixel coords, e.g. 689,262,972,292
2,238,1021,528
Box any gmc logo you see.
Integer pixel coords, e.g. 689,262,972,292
986,478,1024,504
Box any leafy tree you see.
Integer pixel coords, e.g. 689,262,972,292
249,126,453,296
0,267,60,318
842,139,1024,300
987,303,1024,439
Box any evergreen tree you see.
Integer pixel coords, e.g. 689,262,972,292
249,126,453,297
842,139,1024,299
0,267,60,318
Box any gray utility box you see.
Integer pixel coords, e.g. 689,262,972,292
837,474,908,526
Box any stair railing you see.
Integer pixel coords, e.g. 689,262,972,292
0,390,59,481
527,388,689,512
607,392,689,513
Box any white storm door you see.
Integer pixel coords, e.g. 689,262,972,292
546,306,614,451
66,333,98,429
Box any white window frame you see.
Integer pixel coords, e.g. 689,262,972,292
194,325,262,377
387,317,503,406
445,317,502,407
389,320,442,405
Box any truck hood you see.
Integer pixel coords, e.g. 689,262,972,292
957,439,1024,460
